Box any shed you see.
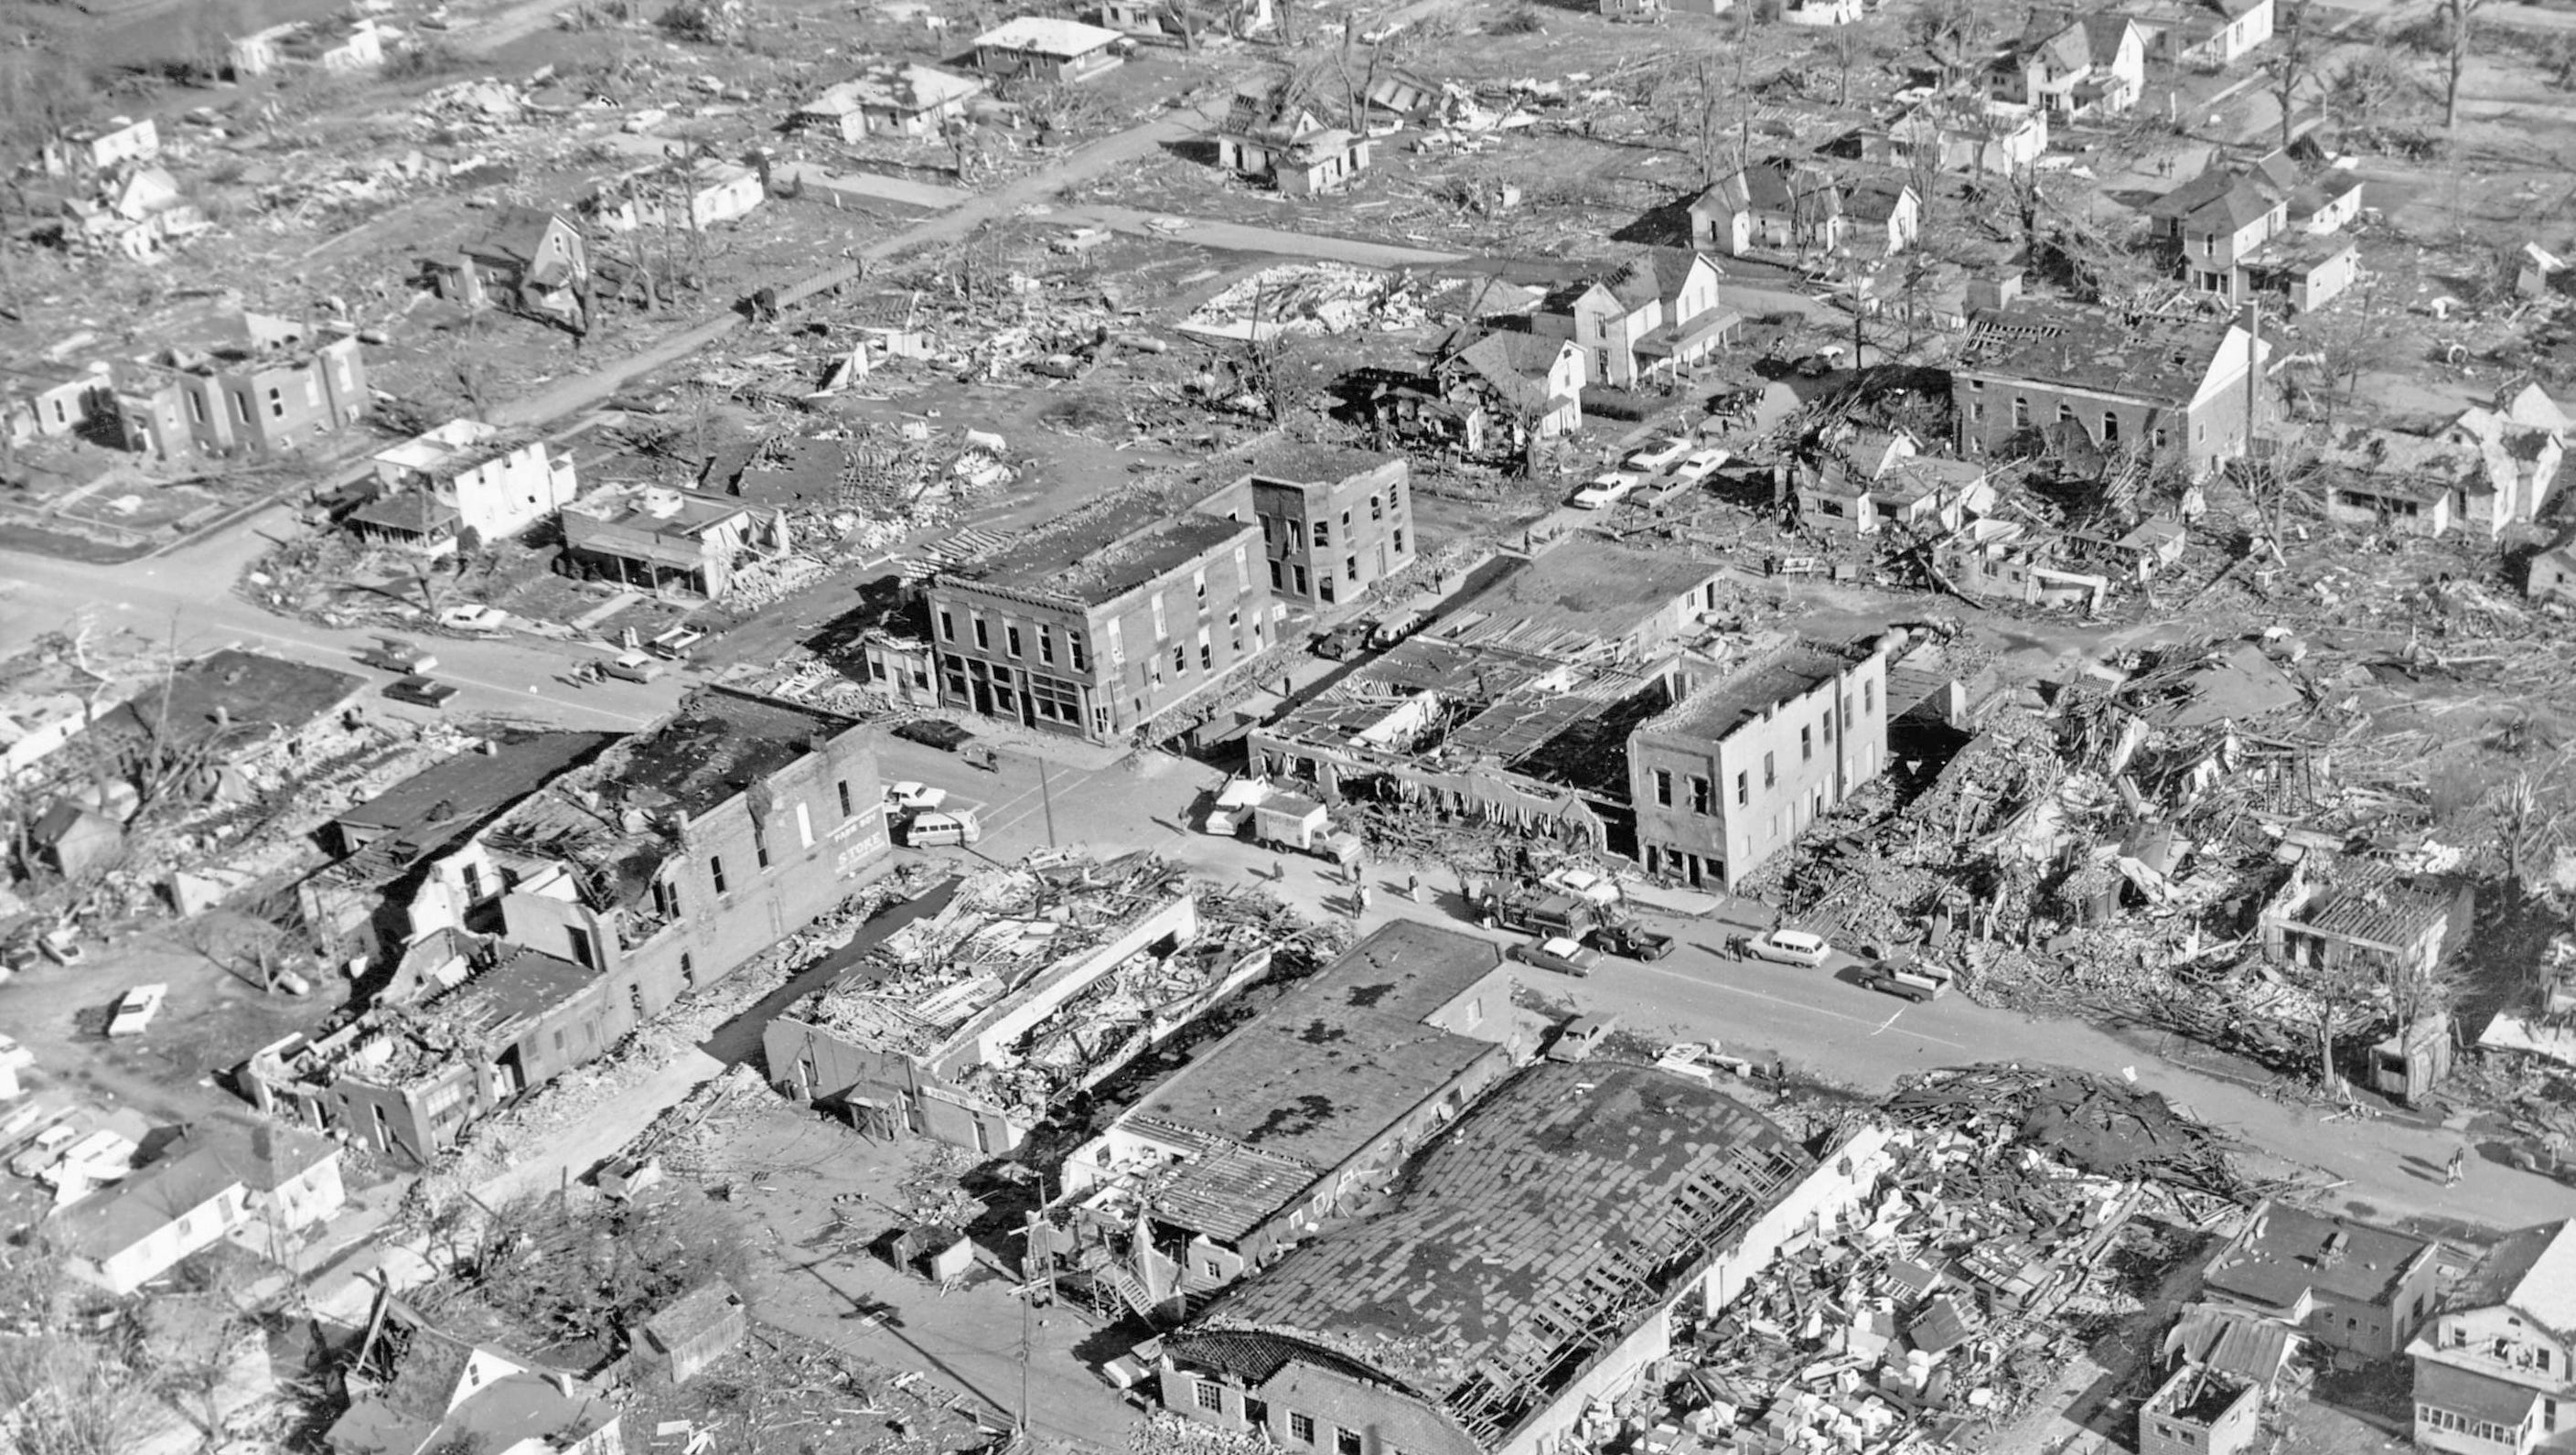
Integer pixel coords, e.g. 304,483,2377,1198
639,1281,747,1386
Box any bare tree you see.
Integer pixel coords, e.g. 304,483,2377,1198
2440,0,2484,132
2265,0,2313,152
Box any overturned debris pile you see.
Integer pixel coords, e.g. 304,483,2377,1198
1883,1065,2249,1204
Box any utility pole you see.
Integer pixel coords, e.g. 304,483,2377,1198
2243,296,2275,542
1036,754,1057,848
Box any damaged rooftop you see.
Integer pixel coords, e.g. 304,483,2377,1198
963,510,1249,606
1130,920,1504,1170
1650,637,1873,743
1424,536,1720,660
1198,1062,1811,1441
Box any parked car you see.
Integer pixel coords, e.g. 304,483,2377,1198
649,624,707,659
383,676,461,708
1859,964,1949,1002
1540,866,1623,909
1624,436,1692,473
1673,446,1732,486
902,808,982,848
600,651,665,683
1740,928,1833,968
892,718,977,752
1591,922,1674,960
1570,472,1641,509
8,1124,78,1179
1510,935,1601,979
1313,620,1374,660
107,983,167,1037
357,638,437,674
885,781,949,813
38,928,83,967
438,604,510,634
1545,1013,1620,1063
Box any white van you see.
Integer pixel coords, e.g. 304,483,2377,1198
903,808,982,848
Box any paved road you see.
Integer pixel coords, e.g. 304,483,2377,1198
864,735,2576,1235
0,528,682,729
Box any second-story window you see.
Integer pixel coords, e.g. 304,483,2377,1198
709,855,727,894
1006,625,1023,658
972,616,990,650
1654,769,1673,807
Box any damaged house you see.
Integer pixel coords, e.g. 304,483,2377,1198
423,206,591,331
1988,14,2147,117
764,854,1264,1152
1529,249,1741,390
1214,91,1372,196
1150,1062,1851,1455
2406,1219,2576,1455
295,730,619,970
1043,921,1522,1318
350,420,581,555
583,156,764,234
242,691,888,1162
67,647,368,798
1691,159,1846,258
1391,330,1587,455
967,16,1125,83
561,481,792,601
1796,427,1994,536
1948,303,2268,474
1627,632,1903,891
790,63,986,141
2144,149,2363,312
53,1121,344,1295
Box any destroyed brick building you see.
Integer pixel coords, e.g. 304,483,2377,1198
244,692,886,1161
925,483,1271,744
1046,921,1520,1315
1150,1062,1837,1455
1948,304,2267,473
762,855,1244,1152
2406,1219,2576,1455
1627,633,1900,890
1248,536,1727,851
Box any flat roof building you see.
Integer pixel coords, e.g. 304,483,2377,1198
1047,921,1521,1315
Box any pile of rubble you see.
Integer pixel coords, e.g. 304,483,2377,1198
1183,262,1429,337
1648,1075,2259,1455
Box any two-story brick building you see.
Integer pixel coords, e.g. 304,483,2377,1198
107,312,368,463
1219,443,1413,609
1948,304,2269,475
926,495,1272,744
1628,633,1899,890
2409,1220,2576,1455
